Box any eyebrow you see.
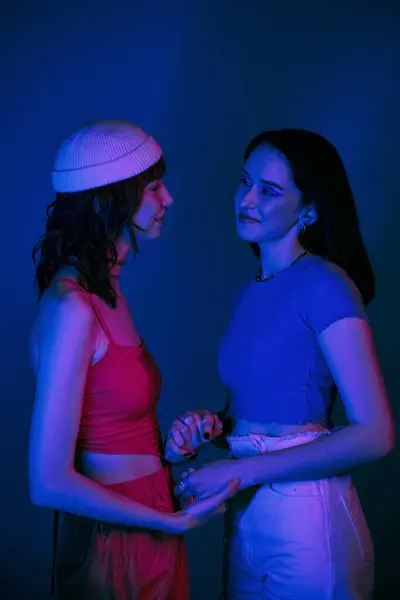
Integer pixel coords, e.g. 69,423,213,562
241,168,284,191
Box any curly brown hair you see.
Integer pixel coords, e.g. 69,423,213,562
32,157,165,307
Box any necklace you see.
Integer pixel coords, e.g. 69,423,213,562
255,250,309,282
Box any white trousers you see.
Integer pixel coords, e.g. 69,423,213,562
224,430,374,600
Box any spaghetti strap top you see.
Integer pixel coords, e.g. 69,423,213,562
49,277,164,595
56,276,116,344
53,276,163,456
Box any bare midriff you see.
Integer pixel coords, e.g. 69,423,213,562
76,452,163,485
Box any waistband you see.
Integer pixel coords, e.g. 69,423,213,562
231,418,327,437
104,464,172,500
227,426,338,458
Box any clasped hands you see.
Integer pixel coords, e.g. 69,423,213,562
165,409,242,502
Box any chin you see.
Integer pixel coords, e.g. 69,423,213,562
136,227,162,241
147,228,162,241
236,224,261,243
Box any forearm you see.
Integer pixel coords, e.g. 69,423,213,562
235,424,393,488
30,471,173,532
165,453,195,465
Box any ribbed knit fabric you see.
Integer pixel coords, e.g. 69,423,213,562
51,120,162,192
218,254,368,425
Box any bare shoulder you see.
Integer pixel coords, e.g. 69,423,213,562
30,282,95,372
29,283,96,493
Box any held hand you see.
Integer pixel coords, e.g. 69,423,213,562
164,430,196,464
177,467,196,507
165,478,241,534
165,410,223,462
174,459,243,501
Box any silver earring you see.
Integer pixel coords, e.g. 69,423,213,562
301,223,307,235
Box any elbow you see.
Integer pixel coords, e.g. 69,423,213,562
29,472,71,508
371,421,395,458
381,416,395,455
29,479,53,508
382,426,395,456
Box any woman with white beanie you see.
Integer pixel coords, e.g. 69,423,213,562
28,120,238,600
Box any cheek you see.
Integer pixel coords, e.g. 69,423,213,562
259,202,298,231
135,195,158,225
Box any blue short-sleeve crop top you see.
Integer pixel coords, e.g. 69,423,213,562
217,254,368,425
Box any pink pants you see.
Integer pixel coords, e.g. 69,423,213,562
223,430,374,599
55,466,189,600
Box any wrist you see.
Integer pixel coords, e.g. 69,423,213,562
233,457,253,490
158,512,175,533
127,504,173,532
165,454,193,465
141,509,177,533
158,512,187,534
164,447,198,465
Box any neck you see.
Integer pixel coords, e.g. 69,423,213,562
64,256,123,292
258,236,305,280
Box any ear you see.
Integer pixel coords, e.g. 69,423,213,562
300,204,318,226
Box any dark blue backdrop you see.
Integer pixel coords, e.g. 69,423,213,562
1,1,399,598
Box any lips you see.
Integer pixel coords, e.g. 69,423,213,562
238,213,260,223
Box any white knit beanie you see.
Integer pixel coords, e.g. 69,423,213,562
51,120,163,193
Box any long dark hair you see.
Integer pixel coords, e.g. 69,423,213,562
244,129,375,305
32,157,165,307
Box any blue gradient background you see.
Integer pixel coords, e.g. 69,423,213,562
1,1,399,598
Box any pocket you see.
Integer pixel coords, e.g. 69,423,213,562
269,480,321,497
340,485,374,563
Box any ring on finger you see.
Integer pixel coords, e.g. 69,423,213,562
178,481,187,493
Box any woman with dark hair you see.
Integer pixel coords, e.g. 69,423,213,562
170,129,394,599
28,120,238,600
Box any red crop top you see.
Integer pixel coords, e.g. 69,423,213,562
57,278,163,456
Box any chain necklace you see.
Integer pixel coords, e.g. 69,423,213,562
255,250,309,283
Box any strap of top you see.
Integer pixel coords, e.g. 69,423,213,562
54,277,114,344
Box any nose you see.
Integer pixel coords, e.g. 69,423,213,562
162,185,174,208
240,184,257,208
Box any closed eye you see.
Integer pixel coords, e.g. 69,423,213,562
148,181,162,193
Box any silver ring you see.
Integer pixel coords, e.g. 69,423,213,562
178,481,187,493
201,418,210,425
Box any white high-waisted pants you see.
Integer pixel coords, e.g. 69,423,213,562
224,427,374,599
